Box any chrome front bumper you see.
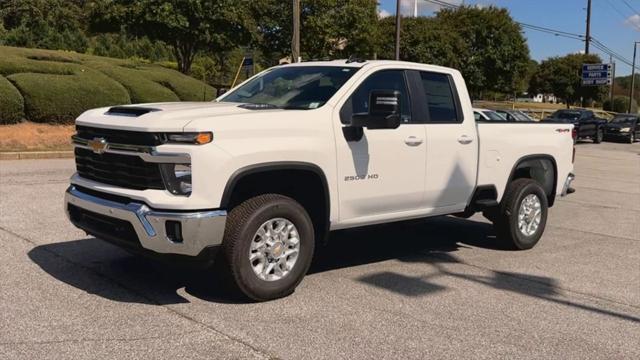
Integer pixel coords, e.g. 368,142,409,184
64,186,226,256
561,173,576,196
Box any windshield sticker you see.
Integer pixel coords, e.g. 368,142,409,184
309,102,320,109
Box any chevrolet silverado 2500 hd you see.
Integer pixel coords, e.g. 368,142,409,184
65,60,576,301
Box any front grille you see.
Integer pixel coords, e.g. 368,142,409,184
75,147,165,190
68,204,139,244
76,125,163,146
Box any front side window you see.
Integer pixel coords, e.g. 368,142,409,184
347,70,411,123
420,72,459,123
221,66,358,110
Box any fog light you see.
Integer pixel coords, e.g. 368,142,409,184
159,163,192,196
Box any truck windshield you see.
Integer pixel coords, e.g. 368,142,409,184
220,66,358,110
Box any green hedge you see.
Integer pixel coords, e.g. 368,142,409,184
0,76,25,124
0,46,215,124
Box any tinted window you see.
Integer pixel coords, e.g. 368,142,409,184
420,72,459,122
611,116,638,124
552,110,581,120
348,70,411,123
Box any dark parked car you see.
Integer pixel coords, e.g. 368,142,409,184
604,114,639,143
541,109,607,143
495,109,536,122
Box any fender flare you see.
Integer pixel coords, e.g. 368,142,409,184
219,161,331,220
506,154,558,206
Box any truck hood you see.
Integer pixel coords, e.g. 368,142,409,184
75,102,271,132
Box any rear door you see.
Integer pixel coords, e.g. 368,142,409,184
416,71,477,210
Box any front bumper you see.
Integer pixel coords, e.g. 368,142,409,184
604,131,631,139
65,185,226,257
561,173,576,196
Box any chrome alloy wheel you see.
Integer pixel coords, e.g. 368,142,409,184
249,218,300,281
518,194,542,236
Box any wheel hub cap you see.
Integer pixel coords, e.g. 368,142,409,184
518,194,542,237
249,218,300,282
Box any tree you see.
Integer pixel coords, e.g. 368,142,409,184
250,0,379,65
89,0,253,74
529,53,607,107
603,96,638,113
377,16,466,70
434,6,530,98
0,0,89,52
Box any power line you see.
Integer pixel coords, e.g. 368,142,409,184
620,0,639,15
604,0,637,25
421,0,634,68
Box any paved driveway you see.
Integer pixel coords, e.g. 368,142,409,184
1,141,638,359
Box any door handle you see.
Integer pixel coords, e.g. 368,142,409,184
404,136,423,146
458,135,473,145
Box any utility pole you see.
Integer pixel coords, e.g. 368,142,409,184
628,42,638,113
585,0,592,54
292,0,300,63
395,0,401,60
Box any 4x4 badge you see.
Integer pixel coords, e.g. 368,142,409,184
88,137,109,154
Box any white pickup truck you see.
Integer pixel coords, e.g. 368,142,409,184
65,60,575,300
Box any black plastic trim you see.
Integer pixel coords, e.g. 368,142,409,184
220,162,331,222
506,154,558,207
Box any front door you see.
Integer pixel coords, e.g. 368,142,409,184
333,69,426,223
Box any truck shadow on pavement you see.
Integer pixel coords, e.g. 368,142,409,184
27,215,640,324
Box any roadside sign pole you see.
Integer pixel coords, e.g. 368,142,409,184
610,58,615,106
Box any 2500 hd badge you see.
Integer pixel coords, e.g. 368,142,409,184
344,174,379,181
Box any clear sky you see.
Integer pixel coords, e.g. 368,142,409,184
378,0,640,75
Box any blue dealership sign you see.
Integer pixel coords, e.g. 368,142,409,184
582,63,612,86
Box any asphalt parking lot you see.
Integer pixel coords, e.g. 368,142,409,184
1,141,639,359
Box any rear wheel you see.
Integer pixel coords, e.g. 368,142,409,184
593,128,603,144
221,194,315,301
493,179,548,250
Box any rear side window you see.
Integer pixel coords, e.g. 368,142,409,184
420,72,459,123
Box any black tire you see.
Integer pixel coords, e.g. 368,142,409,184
593,128,603,144
493,179,548,250
221,194,315,301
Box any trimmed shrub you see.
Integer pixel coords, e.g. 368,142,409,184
0,76,25,124
7,65,130,123
0,46,215,124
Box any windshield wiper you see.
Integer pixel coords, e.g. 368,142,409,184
238,103,280,110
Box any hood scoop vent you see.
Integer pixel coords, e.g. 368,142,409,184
105,106,161,117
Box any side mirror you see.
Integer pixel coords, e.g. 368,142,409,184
217,88,228,96
350,90,402,130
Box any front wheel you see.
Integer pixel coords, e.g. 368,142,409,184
493,179,548,250
593,128,603,144
221,194,315,301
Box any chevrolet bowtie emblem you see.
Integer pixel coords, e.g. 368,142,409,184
88,137,109,154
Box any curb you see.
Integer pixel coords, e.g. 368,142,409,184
0,151,74,160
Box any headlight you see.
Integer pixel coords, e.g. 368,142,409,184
163,132,213,144
620,127,631,132
159,164,192,196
